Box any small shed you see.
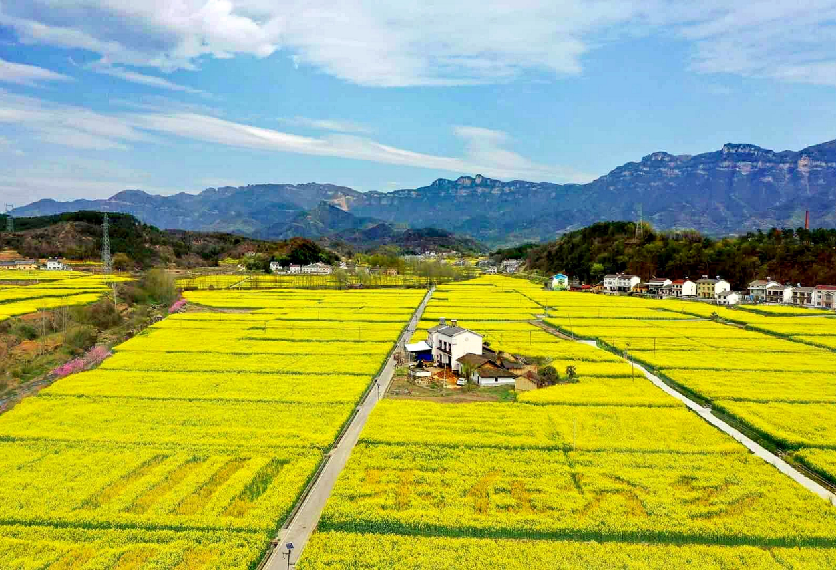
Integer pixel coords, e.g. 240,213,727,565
405,341,433,363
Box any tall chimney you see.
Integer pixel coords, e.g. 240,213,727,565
452,319,458,328
805,210,810,230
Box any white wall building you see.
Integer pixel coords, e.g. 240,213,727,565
765,284,793,304
427,318,483,372
552,273,569,291
716,291,741,305
500,259,523,273
670,279,696,297
301,262,332,275
45,258,66,270
288,264,301,274
748,279,780,301
647,278,672,295
603,273,641,292
814,286,836,309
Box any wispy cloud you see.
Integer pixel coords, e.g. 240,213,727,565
89,62,206,95
0,57,73,86
278,116,372,134
0,91,154,151
1,90,584,182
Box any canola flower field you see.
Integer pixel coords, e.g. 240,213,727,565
299,275,836,569
0,271,131,322
178,271,457,291
532,288,836,487
0,287,424,568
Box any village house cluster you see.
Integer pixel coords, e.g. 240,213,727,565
477,258,523,275
0,250,68,271
593,272,836,309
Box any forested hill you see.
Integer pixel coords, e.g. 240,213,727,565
0,211,336,269
523,222,836,289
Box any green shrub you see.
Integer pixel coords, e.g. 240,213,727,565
11,322,38,341
88,299,122,329
65,325,98,353
141,269,177,305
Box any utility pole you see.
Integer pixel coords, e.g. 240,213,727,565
101,213,112,274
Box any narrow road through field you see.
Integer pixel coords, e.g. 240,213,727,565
631,360,836,505
263,288,434,569
567,336,836,505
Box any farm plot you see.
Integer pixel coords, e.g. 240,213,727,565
300,275,836,569
300,532,836,570
0,273,129,322
0,287,422,565
533,283,836,493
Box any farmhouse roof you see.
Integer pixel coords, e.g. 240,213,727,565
476,362,518,379
435,325,479,337
457,353,490,368
816,285,836,291
748,280,769,287
405,341,432,352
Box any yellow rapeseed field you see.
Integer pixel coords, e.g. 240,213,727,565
0,287,423,565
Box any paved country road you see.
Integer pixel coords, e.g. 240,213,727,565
264,287,433,569
572,339,836,506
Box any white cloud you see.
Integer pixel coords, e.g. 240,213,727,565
278,116,372,134
4,1,836,88
0,57,73,86
453,125,592,182
89,62,205,95
668,1,836,87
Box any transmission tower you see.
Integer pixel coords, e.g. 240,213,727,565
4,204,12,233
101,213,112,273
636,203,643,239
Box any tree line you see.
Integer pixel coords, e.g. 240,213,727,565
517,221,836,289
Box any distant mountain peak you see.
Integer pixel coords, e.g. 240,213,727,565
721,143,772,156
12,137,836,247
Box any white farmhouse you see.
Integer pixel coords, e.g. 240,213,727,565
765,284,793,304
814,285,836,309
288,264,302,274
500,259,523,274
647,278,672,295
302,262,332,275
670,279,696,297
269,261,283,273
427,318,483,371
603,273,641,293
716,291,741,305
45,258,66,271
551,273,569,291
748,278,783,301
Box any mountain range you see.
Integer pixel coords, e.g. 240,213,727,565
12,139,836,247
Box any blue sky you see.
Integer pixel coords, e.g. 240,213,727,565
2,1,836,205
